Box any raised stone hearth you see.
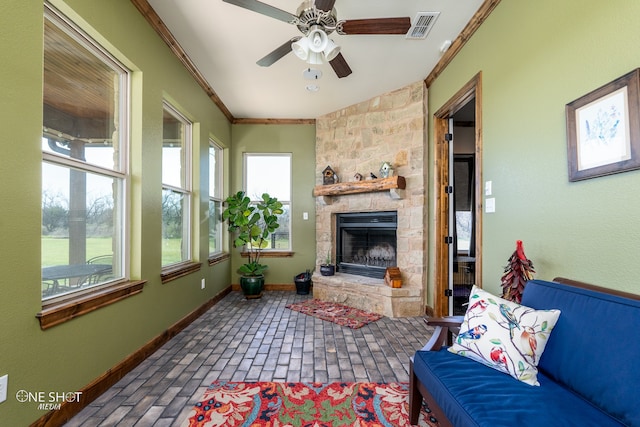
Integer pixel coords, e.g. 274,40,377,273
312,272,423,317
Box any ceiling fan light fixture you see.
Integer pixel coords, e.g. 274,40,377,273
307,26,329,53
323,39,340,61
307,51,323,65
291,37,310,60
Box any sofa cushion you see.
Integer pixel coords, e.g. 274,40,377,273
413,349,626,427
521,280,640,427
448,286,560,386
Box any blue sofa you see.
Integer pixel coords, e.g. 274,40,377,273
409,278,640,427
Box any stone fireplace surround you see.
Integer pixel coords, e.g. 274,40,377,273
312,82,427,318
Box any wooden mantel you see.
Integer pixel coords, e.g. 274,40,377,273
313,176,405,203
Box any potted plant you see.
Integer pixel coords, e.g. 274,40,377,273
222,191,284,298
320,250,335,276
294,269,312,295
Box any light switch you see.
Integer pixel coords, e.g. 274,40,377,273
0,374,7,403
303,212,309,220
485,180,492,196
485,197,495,213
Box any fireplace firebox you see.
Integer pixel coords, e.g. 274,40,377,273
336,211,397,279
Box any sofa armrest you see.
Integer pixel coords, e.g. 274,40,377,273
420,315,464,351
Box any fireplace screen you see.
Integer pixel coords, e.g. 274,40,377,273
336,211,397,279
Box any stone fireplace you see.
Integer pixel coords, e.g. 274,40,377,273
312,81,427,317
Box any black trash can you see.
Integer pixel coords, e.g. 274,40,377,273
294,270,312,295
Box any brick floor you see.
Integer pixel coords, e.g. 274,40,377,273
65,291,434,426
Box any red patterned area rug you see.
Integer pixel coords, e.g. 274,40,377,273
183,381,439,427
285,299,383,329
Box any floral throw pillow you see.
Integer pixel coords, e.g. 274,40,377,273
448,286,561,386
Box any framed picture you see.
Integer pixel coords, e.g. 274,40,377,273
566,68,640,181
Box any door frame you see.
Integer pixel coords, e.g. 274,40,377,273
433,72,483,317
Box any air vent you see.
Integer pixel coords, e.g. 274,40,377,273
406,12,440,40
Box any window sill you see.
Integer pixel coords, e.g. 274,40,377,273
161,261,202,283
240,251,294,258
208,253,230,266
36,280,146,330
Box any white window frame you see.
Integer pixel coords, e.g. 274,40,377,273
161,101,193,267
243,153,292,251
209,139,224,257
41,4,130,303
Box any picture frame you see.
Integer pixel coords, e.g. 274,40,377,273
566,68,640,181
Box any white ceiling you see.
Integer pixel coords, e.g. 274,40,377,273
146,0,485,119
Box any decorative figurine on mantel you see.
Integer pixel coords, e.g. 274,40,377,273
354,172,363,181
323,165,339,185
379,161,394,178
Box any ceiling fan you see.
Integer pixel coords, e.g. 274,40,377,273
222,0,412,78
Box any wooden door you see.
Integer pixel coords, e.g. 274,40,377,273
433,73,483,317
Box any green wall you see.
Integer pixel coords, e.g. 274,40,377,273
229,124,317,285
428,0,640,296
0,1,234,424
6,0,640,424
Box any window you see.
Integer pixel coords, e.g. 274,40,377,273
41,6,129,301
244,153,291,250
454,155,475,255
161,102,192,267
209,140,224,256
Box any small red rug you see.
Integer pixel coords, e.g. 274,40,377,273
285,299,383,329
183,381,439,427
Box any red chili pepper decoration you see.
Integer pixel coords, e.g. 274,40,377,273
501,240,535,303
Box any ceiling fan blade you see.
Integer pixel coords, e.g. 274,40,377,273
314,0,337,12
329,53,352,78
222,0,297,24
339,17,411,35
256,37,300,67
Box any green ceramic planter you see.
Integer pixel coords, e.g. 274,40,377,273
240,275,265,299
